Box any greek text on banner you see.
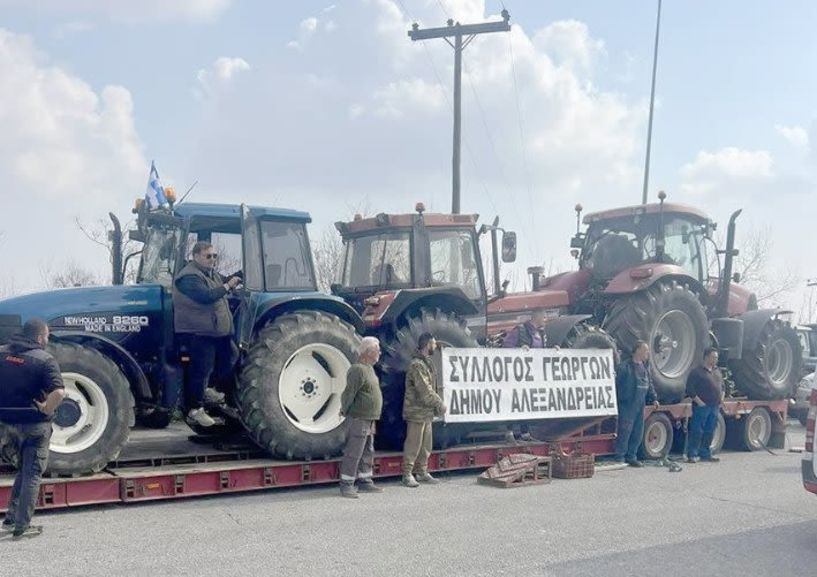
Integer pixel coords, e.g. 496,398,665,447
441,348,618,423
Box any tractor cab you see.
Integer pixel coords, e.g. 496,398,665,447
575,202,715,286
332,204,510,321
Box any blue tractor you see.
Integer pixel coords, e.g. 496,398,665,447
0,201,364,475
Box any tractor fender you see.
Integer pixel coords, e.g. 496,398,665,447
50,330,153,402
251,295,365,335
603,265,704,296
738,309,793,350
541,314,593,348
380,287,480,328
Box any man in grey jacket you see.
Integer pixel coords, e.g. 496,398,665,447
174,241,241,427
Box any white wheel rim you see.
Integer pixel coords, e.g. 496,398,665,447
711,418,724,453
747,412,771,449
51,372,110,454
645,421,669,456
277,343,351,434
652,310,697,380
766,337,793,388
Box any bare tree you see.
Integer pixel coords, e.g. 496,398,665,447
45,261,100,288
730,226,800,306
75,216,142,284
311,199,373,292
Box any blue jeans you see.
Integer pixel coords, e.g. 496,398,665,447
687,404,719,459
614,399,645,462
3,421,52,530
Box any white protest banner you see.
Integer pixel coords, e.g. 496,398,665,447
441,348,618,423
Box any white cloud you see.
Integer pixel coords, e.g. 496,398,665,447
0,0,232,22
680,147,774,194
533,20,606,74
196,57,250,98
0,28,146,289
775,124,809,149
370,78,446,117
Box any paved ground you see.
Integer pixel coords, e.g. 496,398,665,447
1,423,816,577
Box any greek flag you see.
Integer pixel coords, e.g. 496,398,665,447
144,161,168,209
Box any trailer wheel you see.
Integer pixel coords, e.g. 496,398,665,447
377,309,478,450
638,412,673,460
738,407,772,451
730,319,802,400
41,342,134,474
604,280,708,403
710,412,726,455
237,311,361,460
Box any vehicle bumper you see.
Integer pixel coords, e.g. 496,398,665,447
802,458,817,494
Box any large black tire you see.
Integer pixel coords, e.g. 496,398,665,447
377,309,478,451
237,311,361,460
604,280,709,403
43,342,133,475
730,319,802,400
562,322,619,363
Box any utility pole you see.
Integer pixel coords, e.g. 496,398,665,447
409,10,511,214
642,0,663,205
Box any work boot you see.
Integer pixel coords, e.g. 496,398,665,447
188,408,216,428
700,456,720,463
414,472,440,484
686,456,700,464
357,480,384,493
12,525,43,540
203,388,226,405
1,519,14,532
625,459,644,468
401,474,420,488
339,483,359,499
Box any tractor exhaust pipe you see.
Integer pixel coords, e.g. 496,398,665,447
717,209,742,317
109,212,124,285
490,216,501,297
528,266,544,291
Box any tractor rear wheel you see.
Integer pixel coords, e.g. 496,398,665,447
377,309,478,450
730,319,801,399
237,311,360,460
604,281,708,403
561,323,619,363
31,342,133,475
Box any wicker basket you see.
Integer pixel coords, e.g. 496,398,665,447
551,453,595,479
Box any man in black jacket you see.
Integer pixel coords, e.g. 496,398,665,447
685,347,724,463
174,241,241,428
614,341,659,466
0,319,65,539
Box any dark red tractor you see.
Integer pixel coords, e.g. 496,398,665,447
536,193,801,402
331,204,614,448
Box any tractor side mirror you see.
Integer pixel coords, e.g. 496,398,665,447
501,231,517,263
570,234,584,249
732,272,741,284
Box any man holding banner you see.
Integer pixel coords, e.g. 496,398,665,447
401,333,446,488
614,341,658,467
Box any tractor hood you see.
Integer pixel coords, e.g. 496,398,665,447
0,284,164,329
536,270,591,305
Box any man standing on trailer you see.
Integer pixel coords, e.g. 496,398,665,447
685,347,724,463
0,319,65,540
338,336,384,499
614,340,659,467
401,332,447,488
173,241,241,428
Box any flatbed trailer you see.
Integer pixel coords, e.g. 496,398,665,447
0,399,788,514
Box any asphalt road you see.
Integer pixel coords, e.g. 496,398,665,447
2,423,816,577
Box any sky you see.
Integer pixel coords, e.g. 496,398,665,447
0,0,814,315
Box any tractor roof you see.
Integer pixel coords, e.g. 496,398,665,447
339,212,479,236
172,202,311,223
583,202,710,225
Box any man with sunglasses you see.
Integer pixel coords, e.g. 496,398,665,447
173,241,241,427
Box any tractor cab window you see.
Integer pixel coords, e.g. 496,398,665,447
428,229,483,300
260,220,315,290
138,226,183,287
341,232,411,289
642,217,708,282
183,231,243,279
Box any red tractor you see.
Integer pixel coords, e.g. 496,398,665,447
536,194,801,402
331,204,614,448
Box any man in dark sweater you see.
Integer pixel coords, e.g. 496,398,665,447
614,340,659,466
685,347,724,463
173,241,241,428
339,336,384,498
0,319,65,539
